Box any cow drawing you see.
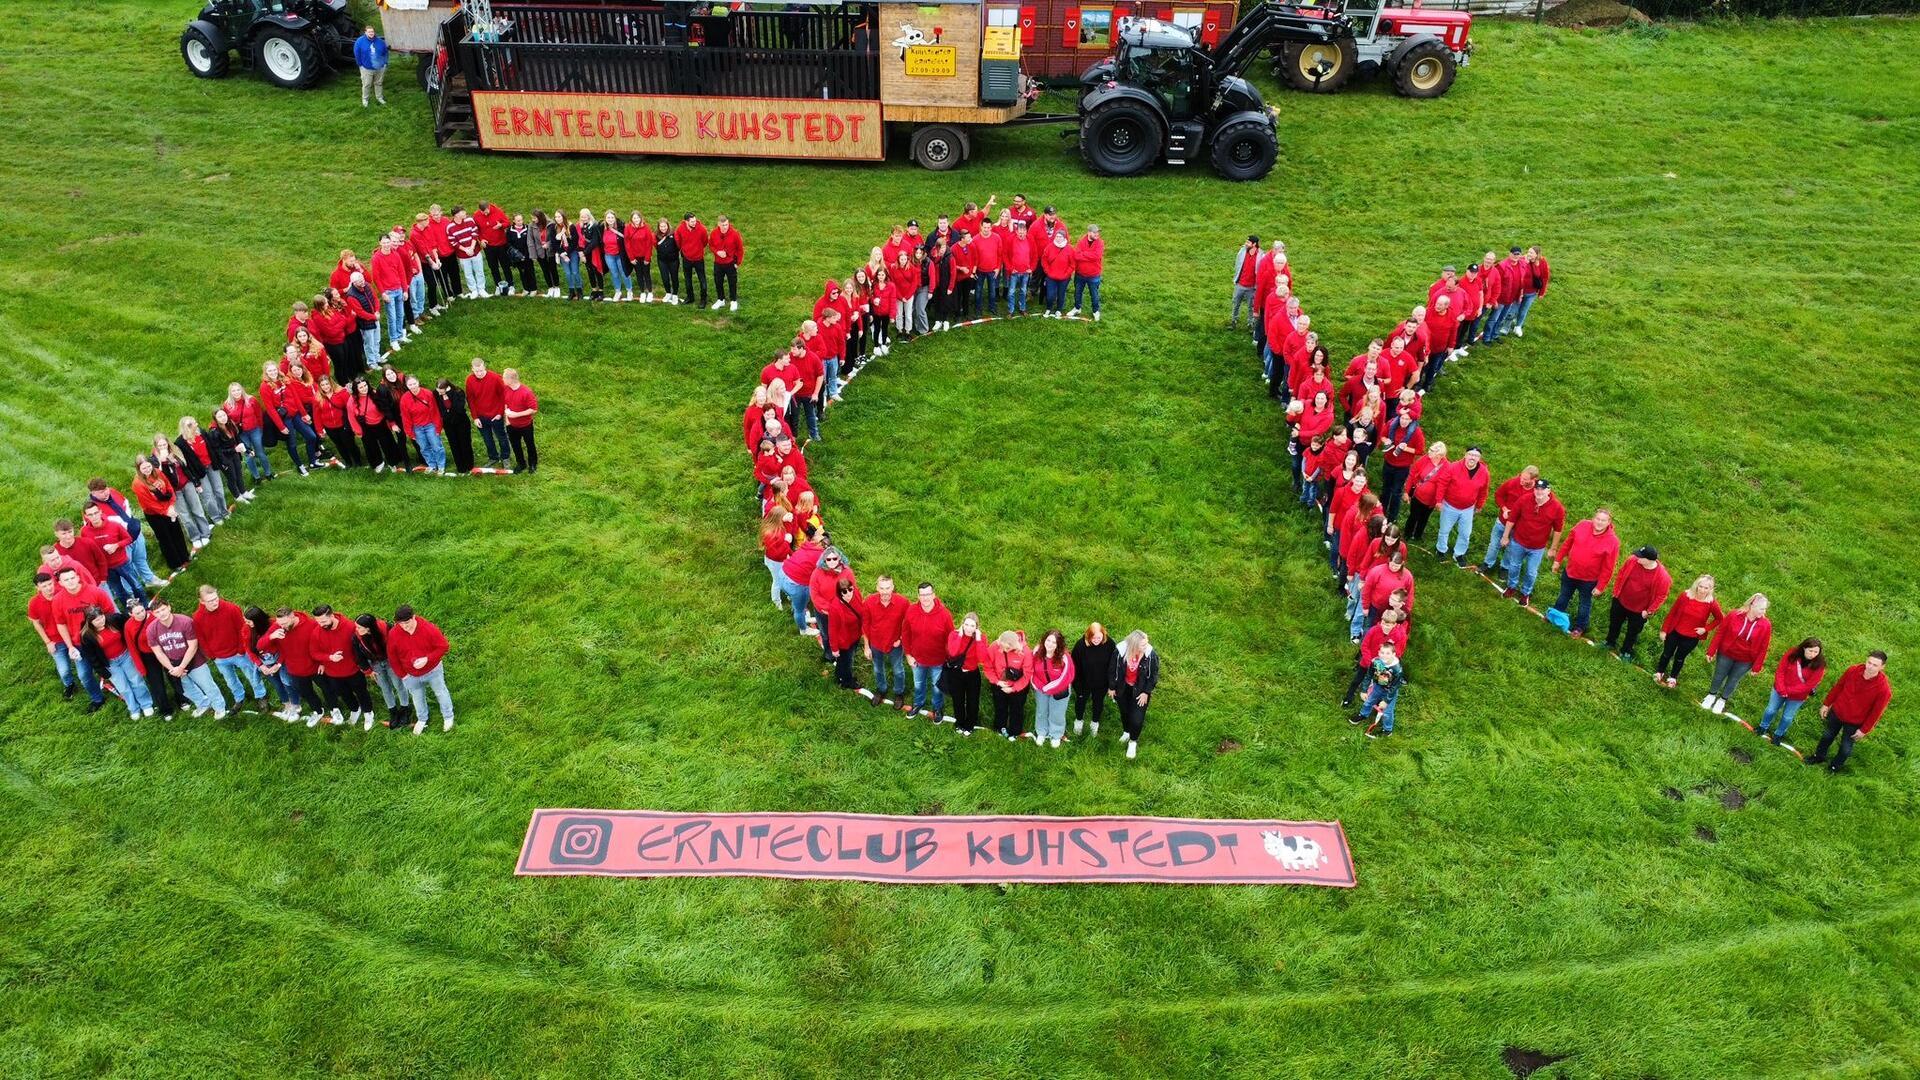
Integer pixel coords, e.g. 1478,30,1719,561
891,25,926,59
1261,831,1326,871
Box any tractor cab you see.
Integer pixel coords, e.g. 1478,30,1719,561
1109,19,1207,117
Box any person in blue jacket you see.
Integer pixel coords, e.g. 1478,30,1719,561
355,26,389,107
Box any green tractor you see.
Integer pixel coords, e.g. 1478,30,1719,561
180,0,360,90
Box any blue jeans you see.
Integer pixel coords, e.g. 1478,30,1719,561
213,653,267,701
1483,302,1514,341
280,413,320,470
912,662,945,713
1363,681,1400,733
1073,273,1101,314
360,325,382,365
240,426,273,479
801,397,822,441
105,562,147,606
1504,543,1547,596
478,416,509,462
1346,574,1368,639
1552,574,1599,632
402,661,454,724
870,644,906,697
1758,690,1805,738
825,357,842,399
369,661,404,709
606,251,630,293
562,252,584,290
178,664,225,713
382,289,408,346
778,571,813,633
49,643,77,690
1514,292,1539,331
414,425,447,471
1044,276,1068,313
1034,692,1069,741
409,272,427,318
1435,505,1475,558
106,652,153,717
1008,272,1029,313
459,255,487,296
1481,519,1510,570
259,654,300,707
124,529,163,584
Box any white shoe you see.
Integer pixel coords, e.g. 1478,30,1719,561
1093,311,1101,322
639,293,651,303
1050,738,1062,748
363,712,375,731
1125,740,1138,759
1073,720,1084,735
190,705,209,718
329,708,345,725
1457,346,1470,357
212,710,227,720
1514,327,1524,338
142,707,156,718
801,627,820,637
1090,722,1099,736
281,707,298,723
729,300,738,311
412,719,426,735
442,717,454,732
1700,694,1716,710
1712,699,1727,715
305,712,320,727
711,299,725,310
1067,308,1080,318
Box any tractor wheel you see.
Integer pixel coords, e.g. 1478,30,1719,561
180,25,228,79
1278,38,1355,93
909,125,968,171
255,29,323,90
1393,42,1456,99
1209,118,1278,182
1079,100,1162,178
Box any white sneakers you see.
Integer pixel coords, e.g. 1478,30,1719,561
1049,737,1062,749
1093,312,1101,322
1089,722,1099,737
711,299,725,310
305,712,321,728
1067,308,1080,318
412,718,426,735
443,717,454,732
1073,720,1084,736
329,708,345,726
191,705,209,718
1125,739,1137,759
729,300,738,311
1513,326,1524,338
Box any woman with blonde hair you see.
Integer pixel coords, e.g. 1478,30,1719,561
759,509,794,609
148,434,214,550
986,628,1032,740
174,417,231,524
1702,592,1772,714
1654,575,1722,689
944,611,989,734
1109,630,1160,759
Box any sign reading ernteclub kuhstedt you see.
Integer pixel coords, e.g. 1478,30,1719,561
518,810,1356,886
472,91,885,160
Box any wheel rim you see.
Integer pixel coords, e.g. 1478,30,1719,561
923,137,952,164
1229,137,1259,166
1410,57,1442,90
1104,121,1141,156
186,38,212,71
263,39,302,81
1300,44,1340,80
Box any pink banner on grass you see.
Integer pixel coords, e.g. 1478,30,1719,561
517,810,1356,886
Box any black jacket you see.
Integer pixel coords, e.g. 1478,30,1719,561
1071,637,1116,692
1109,648,1160,698
203,424,244,470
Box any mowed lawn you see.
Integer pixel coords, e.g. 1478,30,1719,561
2,3,1920,1076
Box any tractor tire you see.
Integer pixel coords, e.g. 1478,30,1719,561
1209,118,1278,182
255,30,323,90
1079,100,1162,178
1278,38,1355,93
1392,42,1456,99
180,25,228,79
909,124,968,171
417,53,435,93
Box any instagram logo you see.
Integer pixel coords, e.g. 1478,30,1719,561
548,816,614,866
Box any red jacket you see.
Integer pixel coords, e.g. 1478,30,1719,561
387,617,450,674
1031,651,1074,697
823,582,865,652
399,388,440,433
1660,595,1723,639
1706,609,1772,669
1004,233,1036,274
81,518,132,569
1362,563,1415,617
986,635,1032,691
709,225,743,266
193,599,249,660
1379,416,1426,468
309,617,362,678
54,537,109,585
1436,460,1490,511
1492,474,1532,520
466,371,506,420
1611,559,1672,615
1340,509,1379,571
1358,618,1408,667
474,204,510,247
1072,236,1103,276
275,612,321,677
1524,255,1551,296
945,630,988,672
1823,664,1892,733
674,221,709,261
1555,521,1620,588
1405,455,1446,508
902,601,955,667
1771,655,1825,702
809,563,857,617
861,593,909,651
1507,493,1566,551
132,474,176,516
624,223,656,262
1039,241,1074,280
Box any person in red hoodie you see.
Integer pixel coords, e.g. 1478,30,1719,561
368,235,413,354
398,374,449,475
270,607,324,725
1702,593,1772,714
1550,508,1621,639
821,574,866,690
1480,464,1541,576
1378,403,1427,523
1499,477,1564,605
708,214,744,311
473,200,513,294
1362,548,1416,631
902,582,955,718
1807,651,1892,773
674,213,709,306
1654,575,1722,688
388,604,453,735
860,575,910,705
1342,607,1408,708
194,583,268,709
1433,447,1489,565
1513,245,1551,337
1605,546,1672,661
778,525,825,636
1754,638,1825,745
308,604,376,728
986,629,1033,740
808,546,856,667
1458,260,1489,352
944,612,990,734
1039,230,1075,318
465,357,509,470
1482,246,1529,343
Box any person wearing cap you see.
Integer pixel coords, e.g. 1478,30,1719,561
1483,247,1528,343
1433,446,1490,566
1230,235,1260,328
1806,651,1892,773
1479,464,1540,577
1501,478,1565,605
1550,508,1621,639
1606,546,1673,661
387,605,453,734
1378,403,1426,523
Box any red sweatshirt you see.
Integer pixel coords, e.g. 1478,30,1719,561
987,636,1032,691
945,631,988,672
902,601,955,667
387,617,450,674
824,584,866,652
709,225,743,266
474,204,509,247
1507,493,1566,551
275,612,321,677
675,221,709,261
1358,619,1407,666
1822,664,1891,733
54,536,109,585
1772,656,1825,702
193,599,249,660
1555,521,1621,588
1072,236,1103,276
1363,563,1416,617
1039,241,1074,280
309,617,361,678
466,371,506,420
625,223,656,262
399,388,441,433
1660,595,1723,639
1612,559,1673,615
1437,460,1490,511
861,593,909,651
81,518,132,568
1706,609,1772,669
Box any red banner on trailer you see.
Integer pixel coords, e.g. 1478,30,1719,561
471,91,885,161
518,809,1357,886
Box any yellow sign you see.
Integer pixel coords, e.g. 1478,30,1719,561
982,26,1020,61
903,44,958,77
471,91,885,161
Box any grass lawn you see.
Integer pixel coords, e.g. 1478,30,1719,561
3,3,1920,1076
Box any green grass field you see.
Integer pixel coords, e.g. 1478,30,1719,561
3,3,1920,1076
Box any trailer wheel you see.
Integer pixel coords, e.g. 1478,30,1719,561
1209,119,1278,182
255,30,322,90
181,24,229,79
1278,39,1355,93
910,125,968,171
1393,42,1456,99
1080,100,1162,178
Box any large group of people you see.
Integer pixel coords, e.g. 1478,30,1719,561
745,198,1157,757
1247,240,1893,769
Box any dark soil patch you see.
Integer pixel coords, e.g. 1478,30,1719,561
388,176,428,188
918,800,946,816
1543,0,1648,26
1720,787,1749,810
1729,747,1753,765
1694,825,1717,843
289,809,305,823
1502,1046,1569,1077
1662,786,1684,801
1216,738,1243,755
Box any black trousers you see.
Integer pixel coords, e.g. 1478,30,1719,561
142,660,179,716
1343,663,1370,705
423,262,443,308
361,424,398,470
632,258,651,293
288,673,317,711
681,260,708,303
1404,499,1436,542
321,672,373,714
1606,599,1649,655
436,259,460,300
1119,695,1150,740
587,263,604,292
992,686,1030,736
946,668,981,731
1381,464,1410,521
146,513,190,570
659,259,679,296
833,646,858,689
539,256,559,288
446,422,476,474
1812,718,1861,767
508,423,538,473
516,260,535,293
1655,633,1700,678
715,263,738,301
1070,685,1106,728
484,246,512,290
327,425,362,467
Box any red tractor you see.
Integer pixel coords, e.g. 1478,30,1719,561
1270,2,1472,98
